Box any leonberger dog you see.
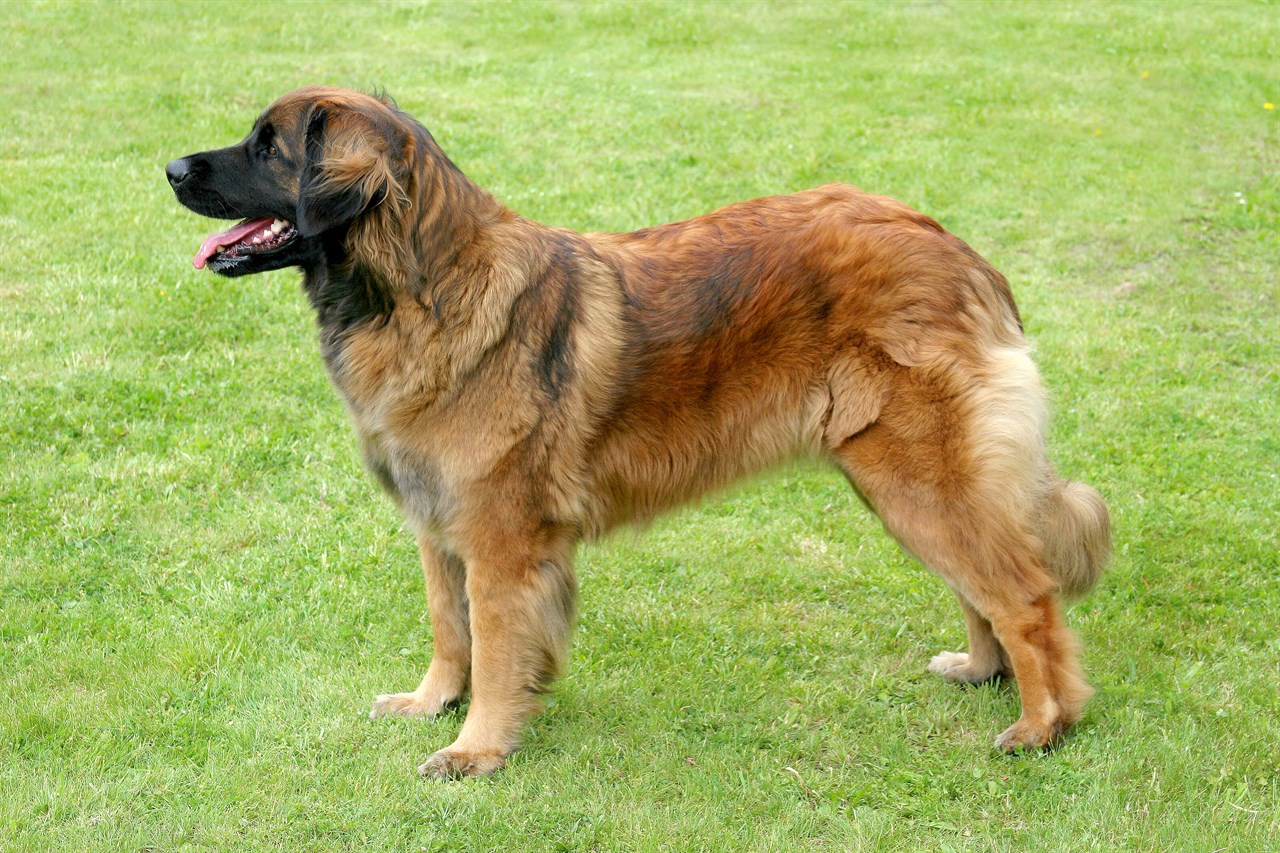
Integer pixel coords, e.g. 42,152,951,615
166,87,1110,778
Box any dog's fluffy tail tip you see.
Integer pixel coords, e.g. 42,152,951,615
1042,479,1112,600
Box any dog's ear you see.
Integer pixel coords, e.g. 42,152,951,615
296,105,397,238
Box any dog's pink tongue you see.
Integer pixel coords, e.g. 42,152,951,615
193,218,274,269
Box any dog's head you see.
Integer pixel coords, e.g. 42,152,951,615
166,87,409,277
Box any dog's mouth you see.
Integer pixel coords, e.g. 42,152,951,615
193,217,298,270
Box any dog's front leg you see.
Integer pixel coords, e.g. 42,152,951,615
371,539,471,719
417,520,578,779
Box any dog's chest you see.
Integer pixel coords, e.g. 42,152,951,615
342,382,519,539
358,427,452,536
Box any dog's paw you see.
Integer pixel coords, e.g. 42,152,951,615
993,716,1062,752
369,691,460,720
928,651,1005,685
417,748,506,780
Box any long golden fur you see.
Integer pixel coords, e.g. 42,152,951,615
167,88,1111,778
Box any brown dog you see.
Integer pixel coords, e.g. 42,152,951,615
166,87,1110,778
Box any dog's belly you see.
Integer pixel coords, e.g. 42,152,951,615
583,375,831,534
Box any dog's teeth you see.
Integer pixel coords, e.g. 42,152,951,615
271,219,285,233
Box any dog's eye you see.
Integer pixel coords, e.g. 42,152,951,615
267,144,279,157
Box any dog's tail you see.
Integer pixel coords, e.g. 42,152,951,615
1039,478,1111,599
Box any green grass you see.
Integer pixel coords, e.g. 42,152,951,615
1,0,1277,849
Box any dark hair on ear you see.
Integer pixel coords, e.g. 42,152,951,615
296,104,399,238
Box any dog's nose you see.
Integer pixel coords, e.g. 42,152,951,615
165,158,192,188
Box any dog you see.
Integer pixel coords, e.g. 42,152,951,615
166,87,1111,778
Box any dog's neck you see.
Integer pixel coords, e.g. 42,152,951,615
412,131,510,281
356,124,512,310
302,236,393,357
300,123,540,390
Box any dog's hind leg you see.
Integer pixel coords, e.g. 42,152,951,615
371,539,471,719
829,351,1092,749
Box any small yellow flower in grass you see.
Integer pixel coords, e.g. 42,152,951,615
1141,70,1150,80
1266,102,1275,110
